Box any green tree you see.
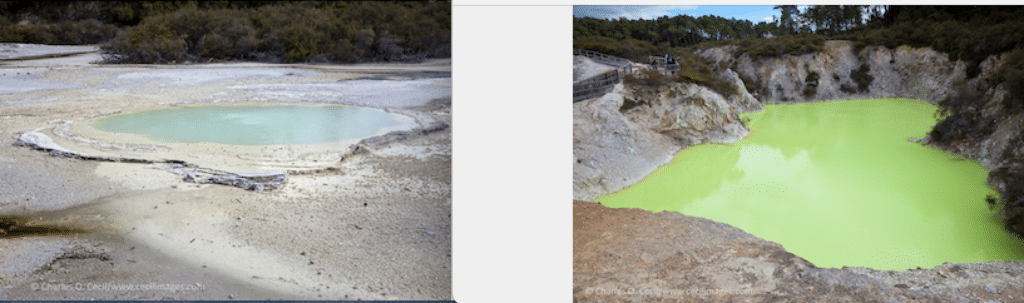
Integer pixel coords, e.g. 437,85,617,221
774,5,800,34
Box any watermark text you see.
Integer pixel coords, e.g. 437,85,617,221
582,286,759,296
30,282,205,292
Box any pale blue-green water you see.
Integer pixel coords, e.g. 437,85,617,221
93,105,408,145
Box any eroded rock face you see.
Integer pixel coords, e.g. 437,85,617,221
622,82,750,145
722,68,765,113
573,82,750,201
699,41,968,104
573,85,680,201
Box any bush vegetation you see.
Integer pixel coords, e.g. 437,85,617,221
0,1,120,44
804,71,819,87
0,1,267,45
0,18,118,45
931,81,989,141
801,86,816,98
732,34,825,59
989,132,1024,239
1,1,450,64
993,49,1024,114
572,36,664,62
737,73,759,95
669,50,738,98
849,63,873,92
103,2,450,63
623,68,670,89
619,97,649,112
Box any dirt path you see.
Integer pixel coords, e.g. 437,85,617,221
0,48,450,300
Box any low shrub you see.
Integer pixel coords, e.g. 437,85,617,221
0,19,118,45
802,85,816,98
737,73,760,95
704,75,738,98
840,83,857,94
995,48,1024,114
619,97,649,112
850,63,874,92
930,111,986,143
1002,68,1024,114
989,154,1024,239
673,50,738,98
573,36,664,62
930,83,996,145
805,71,820,87
935,81,985,118
730,34,825,60
624,69,671,88
676,65,712,86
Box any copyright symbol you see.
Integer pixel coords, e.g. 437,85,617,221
30,283,39,290
584,287,593,295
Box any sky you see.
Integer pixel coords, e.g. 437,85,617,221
572,5,811,24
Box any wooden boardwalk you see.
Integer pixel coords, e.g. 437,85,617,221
572,50,680,103
573,49,634,103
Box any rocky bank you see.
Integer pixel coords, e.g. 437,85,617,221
575,201,1024,303
573,73,759,200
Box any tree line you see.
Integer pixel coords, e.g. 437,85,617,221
574,5,887,48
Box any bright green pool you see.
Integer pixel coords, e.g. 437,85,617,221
93,105,412,145
596,98,1024,270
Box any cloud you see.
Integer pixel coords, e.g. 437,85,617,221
573,5,697,20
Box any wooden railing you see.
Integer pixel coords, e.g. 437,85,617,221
573,68,625,103
573,49,635,103
572,49,687,102
574,49,633,71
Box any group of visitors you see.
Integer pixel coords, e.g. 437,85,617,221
650,54,677,66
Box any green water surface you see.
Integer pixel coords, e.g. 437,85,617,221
93,105,409,145
597,98,1024,270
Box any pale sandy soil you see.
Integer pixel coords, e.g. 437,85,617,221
0,45,451,300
